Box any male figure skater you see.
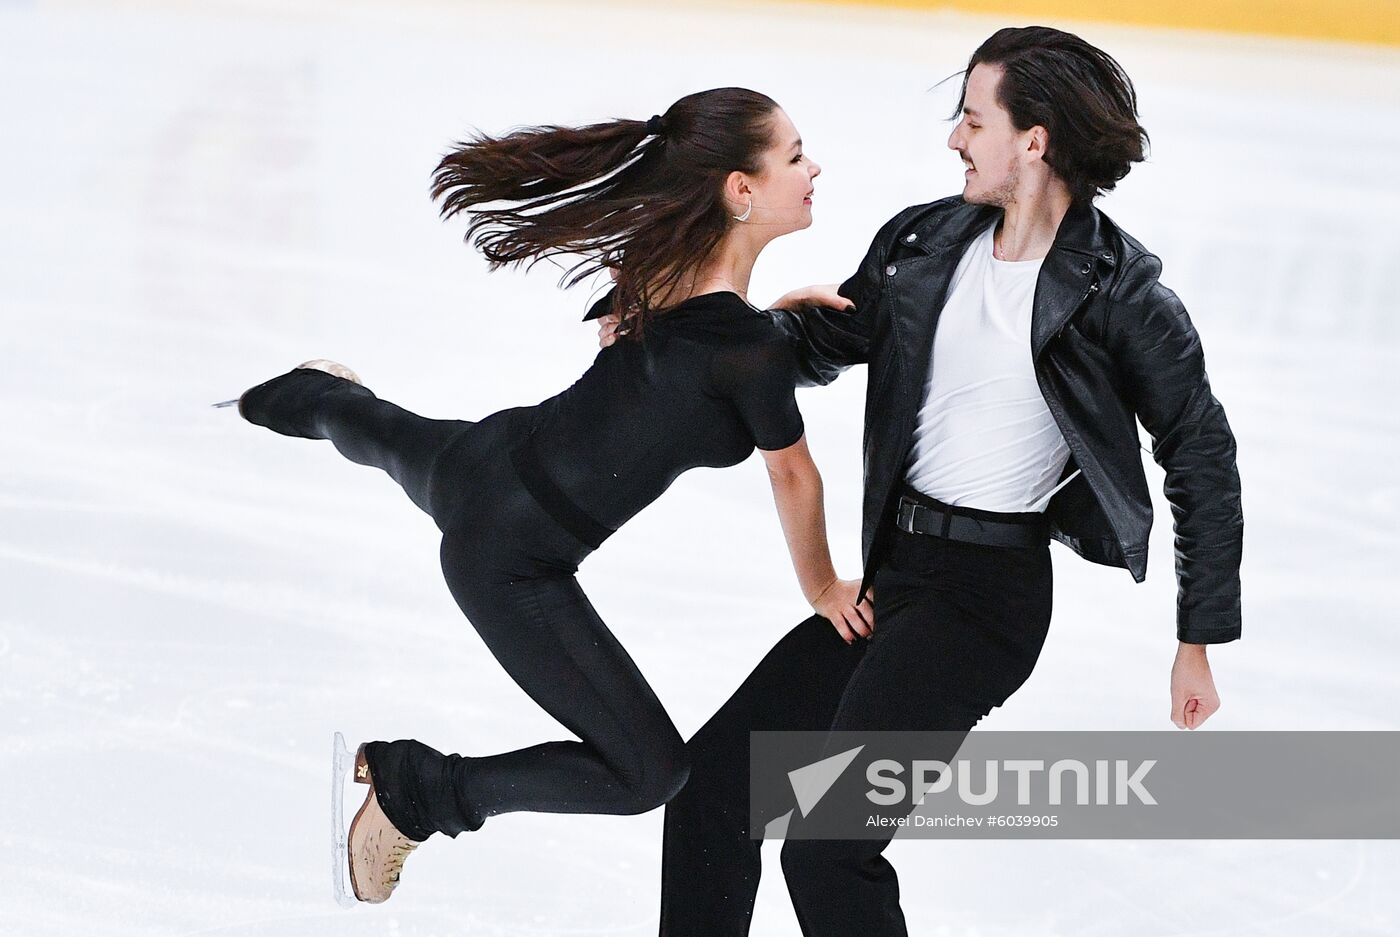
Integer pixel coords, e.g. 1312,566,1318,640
599,25,1244,937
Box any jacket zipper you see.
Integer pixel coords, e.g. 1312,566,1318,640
1035,277,1138,570
1052,279,1099,344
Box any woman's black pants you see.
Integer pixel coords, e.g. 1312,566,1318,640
239,368,689,841
657,521,1054,937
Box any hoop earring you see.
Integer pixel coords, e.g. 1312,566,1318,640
733,196,752,223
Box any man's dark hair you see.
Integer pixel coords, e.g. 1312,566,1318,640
954,26,1149,202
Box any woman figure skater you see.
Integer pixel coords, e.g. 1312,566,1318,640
230,88,874,905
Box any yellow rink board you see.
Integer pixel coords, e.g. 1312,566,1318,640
802,0,1400,46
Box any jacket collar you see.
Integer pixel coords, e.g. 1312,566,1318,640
904,200,1000,254
1033,200,1118,356
1049,198,1116,264
896,197,1118,360
902,197,1114,264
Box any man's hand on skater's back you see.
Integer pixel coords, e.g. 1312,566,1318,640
597,312,623,348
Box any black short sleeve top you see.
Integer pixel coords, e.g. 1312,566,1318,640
508,290,806,543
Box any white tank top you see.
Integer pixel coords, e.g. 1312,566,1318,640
904,222,1080,513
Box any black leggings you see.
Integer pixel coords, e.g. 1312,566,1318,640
659,524,1054,937
239,368,689,840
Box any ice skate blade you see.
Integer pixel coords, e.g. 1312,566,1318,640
331,731,358,908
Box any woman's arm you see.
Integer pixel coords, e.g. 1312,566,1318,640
759,434,874,644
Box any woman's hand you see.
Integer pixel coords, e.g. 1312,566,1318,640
811,577,875,645
596,269,632,347
769,283,853,313
760,436,870,644
1170,643,1221,729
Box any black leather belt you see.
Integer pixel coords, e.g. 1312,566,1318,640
894,488,1049,549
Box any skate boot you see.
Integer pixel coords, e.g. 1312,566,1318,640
345,740,421,904
233,359,374,439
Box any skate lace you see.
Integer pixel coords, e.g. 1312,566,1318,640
383,836,419,886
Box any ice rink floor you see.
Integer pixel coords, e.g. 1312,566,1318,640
3,1,1399,934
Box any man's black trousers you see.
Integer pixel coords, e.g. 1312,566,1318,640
659,522,1054,937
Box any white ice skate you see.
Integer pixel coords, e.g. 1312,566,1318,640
212,359,364,409
331,731,422,905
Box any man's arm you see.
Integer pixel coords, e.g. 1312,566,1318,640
764,259,878,387
763,207,923,387
1109,259,1244,645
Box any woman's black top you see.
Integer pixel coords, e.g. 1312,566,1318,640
507,290,805,549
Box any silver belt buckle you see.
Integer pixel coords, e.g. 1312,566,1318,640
896,496,917,534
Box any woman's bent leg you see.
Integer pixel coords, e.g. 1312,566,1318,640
364,518,690,841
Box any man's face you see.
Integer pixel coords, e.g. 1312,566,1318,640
947,63,1027,207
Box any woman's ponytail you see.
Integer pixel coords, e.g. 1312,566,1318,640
431,119,652,238
429,88,779,336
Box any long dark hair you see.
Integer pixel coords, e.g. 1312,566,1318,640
430,88,780,337
954,26,1149,202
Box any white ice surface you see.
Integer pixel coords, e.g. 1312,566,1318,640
2,1,1399,934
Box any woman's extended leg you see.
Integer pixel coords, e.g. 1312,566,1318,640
239,365,471,523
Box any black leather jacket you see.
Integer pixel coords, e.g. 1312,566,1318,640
769,197,1243,644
